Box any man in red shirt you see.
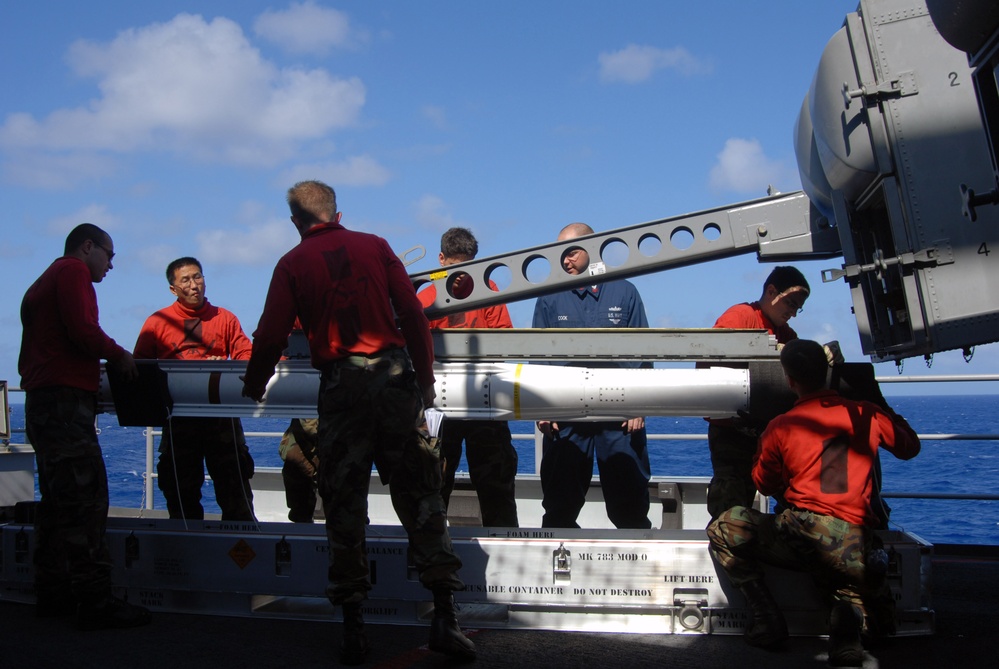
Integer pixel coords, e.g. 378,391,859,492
707,339,920,665
134,257,256,521
241,181,474,665
704,265,809,520
20,223,151,630
418,227,519,527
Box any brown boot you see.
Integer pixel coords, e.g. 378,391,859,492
339,602,369,666
739,579,788,649
428,589,476,661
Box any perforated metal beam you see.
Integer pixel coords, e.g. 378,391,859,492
411,191,839,318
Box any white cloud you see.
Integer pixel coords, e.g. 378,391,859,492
196,218,301,266
48,203,119,237
422,105,448,130
253,1,365,55
598,44,710,84
134,243,181,276
0,242,32,260
253,0,369,56
1,152,118,189
414,194,458,231
708,138,789,194
279,155,392,188
0,13,365,167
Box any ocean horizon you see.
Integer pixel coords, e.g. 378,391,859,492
4,394,997,546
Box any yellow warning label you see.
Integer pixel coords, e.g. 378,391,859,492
429,270,448,280
229,539,257,570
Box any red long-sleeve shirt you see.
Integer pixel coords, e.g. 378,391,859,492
243,220,435,390
19,256,128,392
418,283,513,329
713,301,797,343
754,389,921,527
133,299,252,361
705,301,797,425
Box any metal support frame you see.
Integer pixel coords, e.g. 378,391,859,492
411,191,840,320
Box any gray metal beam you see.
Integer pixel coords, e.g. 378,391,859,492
412,191,840,318
431,328,779,361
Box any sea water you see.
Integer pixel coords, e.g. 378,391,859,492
5,395,998,546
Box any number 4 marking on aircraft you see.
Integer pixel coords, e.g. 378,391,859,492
978,242,990,256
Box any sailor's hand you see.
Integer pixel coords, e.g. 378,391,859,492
823,340,845,366
536,420,558,438
622,416,645,433
422,386,436,409
109,351,139,383
735,410,764,438
239,375,266,403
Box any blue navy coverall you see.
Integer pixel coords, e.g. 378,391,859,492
532,280,653,528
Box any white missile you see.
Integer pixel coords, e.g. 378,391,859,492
436,362,749,420
99,360,759,424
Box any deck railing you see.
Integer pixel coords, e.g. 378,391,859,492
4,374,999,509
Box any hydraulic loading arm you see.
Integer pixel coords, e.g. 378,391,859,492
411,190,841,320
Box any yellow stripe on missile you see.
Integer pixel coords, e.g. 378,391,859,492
514,363,523,419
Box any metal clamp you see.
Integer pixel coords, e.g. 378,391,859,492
960,183,999,222
822,244,950,283
842,71,918,109
552,543,571,583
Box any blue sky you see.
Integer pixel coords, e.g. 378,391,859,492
2,1,996,397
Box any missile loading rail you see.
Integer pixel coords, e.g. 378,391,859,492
93,329,791,424
430,328,780,361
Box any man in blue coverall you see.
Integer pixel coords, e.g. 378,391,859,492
532,222,652,528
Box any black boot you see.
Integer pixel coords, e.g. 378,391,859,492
739,579,788,649
339,602,369,666
35,585,77,618
428,589,476,661
76,593,151,631
828,602,864,667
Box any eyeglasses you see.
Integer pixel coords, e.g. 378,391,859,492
772,287,806,315
174,273,204,287
92,240,115,262
785,299,805,315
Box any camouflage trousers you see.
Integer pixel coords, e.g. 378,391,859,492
317,349,464,605
24,386,113,600
279,418,320,523
707,505,872,614
439,419,519,527
706,424,760,520
157,417,256,521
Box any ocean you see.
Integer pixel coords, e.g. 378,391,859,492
5,394,998,546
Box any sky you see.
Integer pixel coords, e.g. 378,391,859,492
2,0,997,398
